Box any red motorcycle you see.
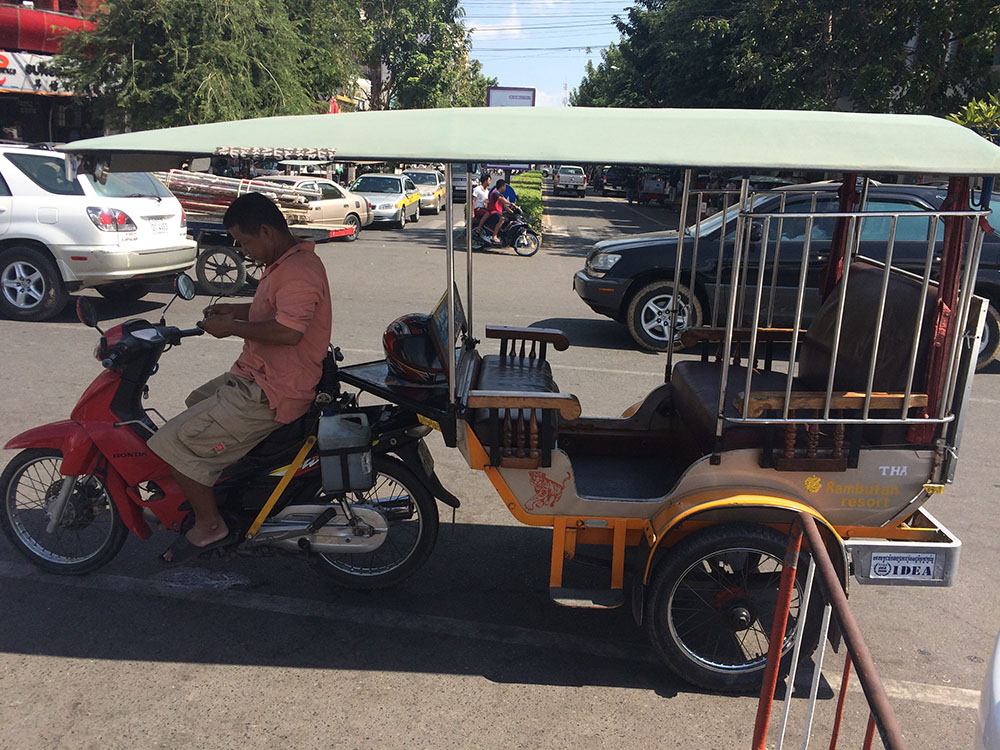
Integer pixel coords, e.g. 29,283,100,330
0,275,457,588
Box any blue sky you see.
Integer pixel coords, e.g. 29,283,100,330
462,0,632,107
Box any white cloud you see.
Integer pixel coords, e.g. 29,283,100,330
534,89,566,107
468,5,524,41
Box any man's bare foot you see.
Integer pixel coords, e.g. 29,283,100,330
186,521,230,547
160,521,230,564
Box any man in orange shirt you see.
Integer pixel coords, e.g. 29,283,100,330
148,192,333,564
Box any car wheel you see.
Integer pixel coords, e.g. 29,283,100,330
626,279,703,352
432,197,441,214
579,190,586,198
96,281,149,303
0,246,68,321
343,213,361,242
394,209,406,230
976,302,1000,371
410,204,419,223
195,245,246,295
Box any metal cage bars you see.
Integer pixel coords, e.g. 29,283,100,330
751,513,908,750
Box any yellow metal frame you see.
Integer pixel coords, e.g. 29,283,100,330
246,436,317,539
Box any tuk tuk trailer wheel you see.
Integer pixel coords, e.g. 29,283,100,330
196,245,247,295
644,523,822,694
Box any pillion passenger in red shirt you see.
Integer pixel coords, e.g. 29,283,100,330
148,192,333,565
476,178,515,244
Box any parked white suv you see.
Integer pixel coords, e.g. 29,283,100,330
0,146,197,321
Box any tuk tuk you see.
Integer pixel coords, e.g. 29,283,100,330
58,107,1000,692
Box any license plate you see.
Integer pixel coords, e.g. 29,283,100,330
869,552,937,581
149,218,168,233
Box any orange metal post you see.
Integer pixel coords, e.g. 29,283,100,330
751,522,803,750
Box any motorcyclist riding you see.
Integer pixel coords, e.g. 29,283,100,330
476,178,516,244
148,193,333,565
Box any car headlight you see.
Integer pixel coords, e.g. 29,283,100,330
377,203,393,210
588,252,621,273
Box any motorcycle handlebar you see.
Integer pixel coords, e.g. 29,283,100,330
101,350,122,369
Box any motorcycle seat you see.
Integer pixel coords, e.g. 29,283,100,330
246,411,317,460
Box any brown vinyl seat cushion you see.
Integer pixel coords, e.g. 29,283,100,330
671,361,788,452
672,262,936,453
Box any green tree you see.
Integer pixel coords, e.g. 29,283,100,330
361,0,484,110
949,93,1000,143
53,0,320,130
574,0,1000,116
285,0,363,102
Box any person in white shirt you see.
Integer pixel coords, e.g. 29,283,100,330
472,173,491,224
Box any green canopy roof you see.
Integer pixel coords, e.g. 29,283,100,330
62,107,1000,176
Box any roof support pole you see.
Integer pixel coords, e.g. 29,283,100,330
908,175,971,445
819,173,859,301
445,163,456,407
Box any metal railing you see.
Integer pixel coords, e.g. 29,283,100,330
752,513,908,750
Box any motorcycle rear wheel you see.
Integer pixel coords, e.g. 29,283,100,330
0,448,128,574
310,455,438,589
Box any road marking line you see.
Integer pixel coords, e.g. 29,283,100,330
824,669,980,711
0,559,982,709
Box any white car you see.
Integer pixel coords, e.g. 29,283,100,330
0,146,196,321
554,165,587,197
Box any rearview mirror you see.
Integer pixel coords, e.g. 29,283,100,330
76,298,100,329
749,221,764,243
175,273,197,301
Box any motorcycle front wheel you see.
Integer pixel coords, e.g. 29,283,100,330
0,448,128,574
310,455,438,590
513,228,541,257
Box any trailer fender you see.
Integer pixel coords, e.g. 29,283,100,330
632,494,848,625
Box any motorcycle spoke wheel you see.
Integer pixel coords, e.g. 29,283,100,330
311,456,438,590
0,449,127,574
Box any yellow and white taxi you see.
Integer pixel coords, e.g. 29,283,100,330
349,173,422,229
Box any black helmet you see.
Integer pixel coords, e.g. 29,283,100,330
382,313,446,384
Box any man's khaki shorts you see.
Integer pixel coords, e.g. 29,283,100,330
148,373,282,486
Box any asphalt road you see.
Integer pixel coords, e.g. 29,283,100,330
0,184,994,749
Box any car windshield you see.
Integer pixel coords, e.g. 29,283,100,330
560,167,584,175
83,171,172,198
5,152,84,196
405,172,438,186
351,176,401,193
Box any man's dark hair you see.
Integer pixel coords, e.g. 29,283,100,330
479,173,491,184
223,192,288,234
495,179,506,189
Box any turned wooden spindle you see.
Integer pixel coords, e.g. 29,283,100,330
833,423,845,459
784,422,797,459
502,411,513,457
528,410,540,459
807,424,819,458
519,339,527,361
515,411,527,457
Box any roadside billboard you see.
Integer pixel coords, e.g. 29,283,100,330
486,87,535,170
486,86,536,108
